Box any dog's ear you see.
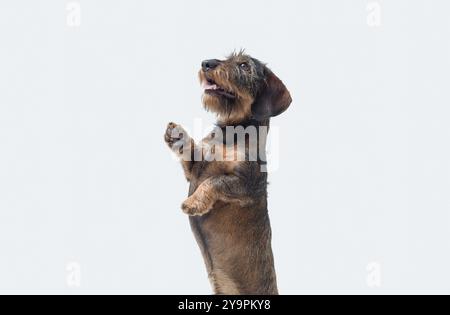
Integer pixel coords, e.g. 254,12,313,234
251,68,292,120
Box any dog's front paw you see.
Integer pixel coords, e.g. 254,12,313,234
165,122,189,154
182,196,212,217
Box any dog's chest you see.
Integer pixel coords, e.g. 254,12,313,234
189,143,244,194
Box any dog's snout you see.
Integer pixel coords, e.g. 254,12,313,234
202,59,220,72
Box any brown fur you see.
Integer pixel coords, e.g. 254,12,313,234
164,52,292,295
199,70,254,125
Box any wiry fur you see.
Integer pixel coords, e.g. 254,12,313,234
165,52,292,295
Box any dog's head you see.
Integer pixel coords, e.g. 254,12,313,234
199,51,292,124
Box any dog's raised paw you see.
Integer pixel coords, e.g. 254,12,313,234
181,197,210,217
164,122,179,147
165,122,189,153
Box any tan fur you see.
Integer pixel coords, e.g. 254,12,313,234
165,53,292,295
199,70,254,125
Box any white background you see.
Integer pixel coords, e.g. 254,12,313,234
0,0,449,294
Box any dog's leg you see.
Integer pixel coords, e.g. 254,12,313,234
165,122,197,181
181,174,253,216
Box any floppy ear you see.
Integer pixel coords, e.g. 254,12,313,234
251,68,292,120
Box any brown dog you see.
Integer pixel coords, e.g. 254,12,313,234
165,52,292,295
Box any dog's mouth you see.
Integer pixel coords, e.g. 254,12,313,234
202,78,236,99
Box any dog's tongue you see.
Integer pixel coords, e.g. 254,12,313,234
202,81,218,90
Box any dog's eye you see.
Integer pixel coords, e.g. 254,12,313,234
240,63,250,71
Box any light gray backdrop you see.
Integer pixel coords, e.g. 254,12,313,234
0,0,449,294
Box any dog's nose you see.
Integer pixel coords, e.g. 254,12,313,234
202,59,220,72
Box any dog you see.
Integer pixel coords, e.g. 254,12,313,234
164,51,292,295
